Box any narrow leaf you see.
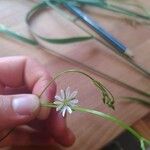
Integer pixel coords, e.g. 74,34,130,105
37,35,93,44
124,97,150,107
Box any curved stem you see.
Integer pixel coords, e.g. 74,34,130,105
41,103,150,149
39,69,115,109
39,69,104,94
74,106,140,139
73,106,150,145
39,69,92,97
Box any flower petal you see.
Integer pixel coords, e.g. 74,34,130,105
70,90,78,99
55,95,63,101
54,87,79,117
61,106,67,117
60,89,65,99
65,87,71,99
69,103,77,107
66,106,72,114
54,101,63,105
56,104,63,111
70,99,78,104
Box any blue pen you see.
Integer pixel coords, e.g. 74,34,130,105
64,2,133,58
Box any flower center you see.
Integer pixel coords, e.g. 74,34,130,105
63,99,70,106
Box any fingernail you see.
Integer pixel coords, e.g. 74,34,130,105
12,95,40,116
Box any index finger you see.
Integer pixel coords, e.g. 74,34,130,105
0,56,56,119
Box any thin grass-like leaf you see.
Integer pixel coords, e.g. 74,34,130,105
124,97,150,107
68,0,150,24
41,102,150,150
26,1,93,45
37,34,93,44
39,69,115,109
0,24,37,45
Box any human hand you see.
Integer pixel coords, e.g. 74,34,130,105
0,56,75,147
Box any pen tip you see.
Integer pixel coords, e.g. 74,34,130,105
125,49,134,58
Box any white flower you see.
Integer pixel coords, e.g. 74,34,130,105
54,87,78,117
0,24,6,31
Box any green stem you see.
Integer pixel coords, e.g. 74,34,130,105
39,69,114,109
39,69,92,97
0,24,37,45
140,140,146,150
74,106,150,145
41,103,150,149
40,102,57,108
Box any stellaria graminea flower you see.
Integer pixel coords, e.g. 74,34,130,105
54,87,78,117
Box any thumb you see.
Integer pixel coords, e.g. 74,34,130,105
0,94,40,130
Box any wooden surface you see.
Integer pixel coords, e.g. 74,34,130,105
133,113,150,140
0,0,150,150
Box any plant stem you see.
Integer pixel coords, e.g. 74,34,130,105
39,69,92,97
41,103,150,149
74,106,140,139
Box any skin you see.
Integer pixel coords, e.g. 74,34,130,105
0,56,75,147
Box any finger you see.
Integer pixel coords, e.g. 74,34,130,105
0,127,56,146
0,57,25,87
24,57,56,120
3,86,30,95
28,109,75,147
0,56,74,146
48,109,75,147
0,94,40,130
0,56,56,120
